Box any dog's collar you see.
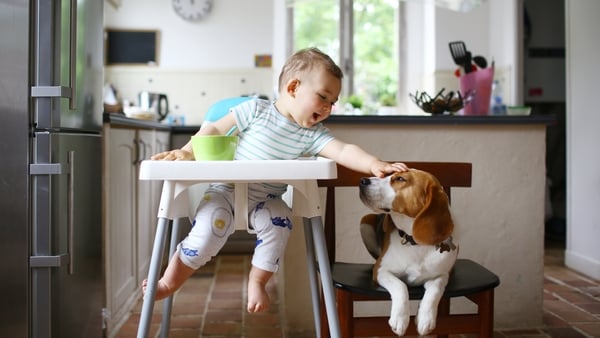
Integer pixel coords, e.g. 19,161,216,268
397,229,417,245
397,229,457,253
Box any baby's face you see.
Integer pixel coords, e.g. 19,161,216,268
291,67,341,128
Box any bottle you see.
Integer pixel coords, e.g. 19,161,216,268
490,80,506,115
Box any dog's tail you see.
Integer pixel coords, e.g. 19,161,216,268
360,213,386,259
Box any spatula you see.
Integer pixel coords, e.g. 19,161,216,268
449,41,468,67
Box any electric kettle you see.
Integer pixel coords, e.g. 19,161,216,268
138,91,169,121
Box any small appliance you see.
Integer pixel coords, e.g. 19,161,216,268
138,91,169,121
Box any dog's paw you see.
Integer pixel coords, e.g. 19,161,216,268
388,308,410,336
415,311,436,336
388,315,409,336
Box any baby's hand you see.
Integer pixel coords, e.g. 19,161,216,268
371,161,408,178
151,149,194,161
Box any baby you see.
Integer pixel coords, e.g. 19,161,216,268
146,47,408,313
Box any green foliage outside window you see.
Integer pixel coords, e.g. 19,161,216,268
294,0,399,114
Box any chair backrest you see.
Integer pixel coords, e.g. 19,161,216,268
317,162,472,263
204,96,253,123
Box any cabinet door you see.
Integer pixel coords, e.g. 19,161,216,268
105,127,137,328
136,129,157,284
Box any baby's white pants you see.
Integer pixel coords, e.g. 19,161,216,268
178,189,292,273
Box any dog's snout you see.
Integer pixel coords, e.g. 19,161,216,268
360,177,371,186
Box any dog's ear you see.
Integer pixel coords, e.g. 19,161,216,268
411,180,454,245
360,214,384,259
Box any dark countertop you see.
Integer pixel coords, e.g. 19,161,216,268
104,112,556,134
324,113,555,125
103,113,171,131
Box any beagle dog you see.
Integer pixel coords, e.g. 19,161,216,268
359,169,458,336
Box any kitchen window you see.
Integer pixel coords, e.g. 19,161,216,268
292,0,401,115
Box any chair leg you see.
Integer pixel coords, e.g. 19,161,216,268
437,297,450,338
478,290,495,337
320,290,330,338
336,288,353,338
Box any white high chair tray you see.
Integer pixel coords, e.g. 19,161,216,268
139,157,337,182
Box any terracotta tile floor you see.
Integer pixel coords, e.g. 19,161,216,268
114,240,600,338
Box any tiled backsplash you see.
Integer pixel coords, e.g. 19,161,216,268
105,67,274,125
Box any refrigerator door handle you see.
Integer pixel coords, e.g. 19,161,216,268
67,151,75,274
31,86,73,99
31,0,77,108
30,254,69,268
29,163,70,175
28,151,75,275
68,0,77,110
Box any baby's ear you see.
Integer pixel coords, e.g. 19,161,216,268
286,79,301,96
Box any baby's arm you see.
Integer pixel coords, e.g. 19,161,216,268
319,139,408,177
152,112,238,161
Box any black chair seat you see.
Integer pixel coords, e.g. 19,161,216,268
332,258,500,299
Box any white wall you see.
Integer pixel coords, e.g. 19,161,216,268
103,0,276,123
104,0,273,68
565,0,600,280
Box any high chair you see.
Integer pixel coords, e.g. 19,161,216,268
317,162,500,337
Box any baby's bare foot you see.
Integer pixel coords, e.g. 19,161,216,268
142,278,174,300
247,279,270,313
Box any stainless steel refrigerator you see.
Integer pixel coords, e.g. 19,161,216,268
0,0,105,337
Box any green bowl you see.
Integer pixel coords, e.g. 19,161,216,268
506,106,531,116
191,135,238,161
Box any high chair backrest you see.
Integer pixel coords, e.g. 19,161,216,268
317,161,472,264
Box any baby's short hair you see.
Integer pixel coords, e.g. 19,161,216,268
278,47,343,92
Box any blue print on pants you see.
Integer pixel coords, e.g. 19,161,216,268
181,247,199,257
272,216,292,230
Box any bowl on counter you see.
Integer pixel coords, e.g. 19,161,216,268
123,105,158,120
506,106,531,116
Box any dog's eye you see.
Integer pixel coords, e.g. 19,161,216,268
392,176,406,183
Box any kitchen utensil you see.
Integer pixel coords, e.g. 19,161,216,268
225,125,238,136
449,41,468,68
473,55,488,69
454,64,478,77
463,51,473,73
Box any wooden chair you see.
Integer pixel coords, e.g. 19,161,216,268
317,162,500,338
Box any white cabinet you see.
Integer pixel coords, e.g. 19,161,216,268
136,129,155,285
136,129,170,285
103,124,170,334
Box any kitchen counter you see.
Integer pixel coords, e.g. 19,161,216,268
103,113,171,131
170,114,555,133
324,114,555,125
106,112,555,133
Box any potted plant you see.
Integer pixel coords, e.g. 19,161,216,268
340,94,364,115
378,92,398,115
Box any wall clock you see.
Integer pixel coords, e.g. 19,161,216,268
172,0,213,22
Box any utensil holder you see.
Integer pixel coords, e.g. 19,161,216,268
459,67,494,115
